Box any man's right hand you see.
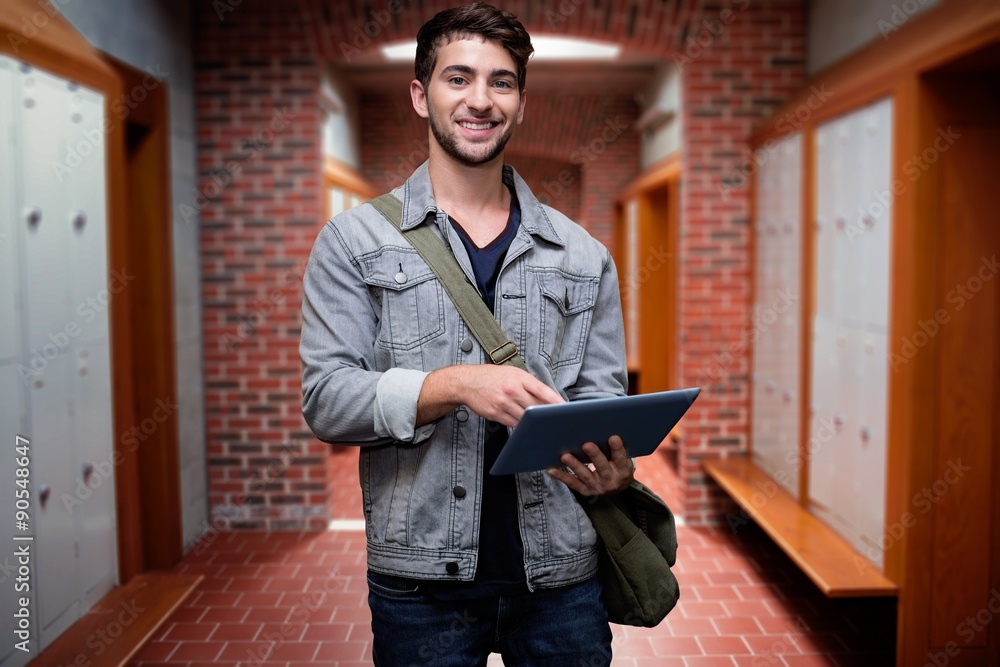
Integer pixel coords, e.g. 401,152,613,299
416,364,564,427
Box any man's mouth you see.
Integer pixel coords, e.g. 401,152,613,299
458,120,499,131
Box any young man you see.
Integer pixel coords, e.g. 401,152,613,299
300,3,632,664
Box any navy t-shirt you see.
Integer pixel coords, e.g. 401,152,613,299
429,185,529,599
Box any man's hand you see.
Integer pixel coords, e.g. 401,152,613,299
546,435,634,496
416,364,564,427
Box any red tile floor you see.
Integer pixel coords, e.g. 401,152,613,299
130,449,896,666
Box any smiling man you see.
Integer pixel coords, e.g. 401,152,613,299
300,3,632,665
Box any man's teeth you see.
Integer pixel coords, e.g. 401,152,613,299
460,121,495,130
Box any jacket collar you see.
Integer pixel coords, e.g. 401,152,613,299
399,160,565,247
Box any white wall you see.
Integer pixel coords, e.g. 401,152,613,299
58,0,207,551
321,65,362,169
808,0,941,73
637,63,681,170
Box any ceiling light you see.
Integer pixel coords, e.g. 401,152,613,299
381,36,621,62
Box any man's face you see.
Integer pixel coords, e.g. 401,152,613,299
411,36,526,167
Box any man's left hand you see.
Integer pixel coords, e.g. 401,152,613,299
546,435,633,496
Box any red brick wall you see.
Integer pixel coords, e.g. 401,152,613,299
677,1,806,523
195,0,328,530
194,0,805,530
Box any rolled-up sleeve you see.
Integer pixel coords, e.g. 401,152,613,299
300,220,433,445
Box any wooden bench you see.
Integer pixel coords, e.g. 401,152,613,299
703,457,898,598
33,572,202,666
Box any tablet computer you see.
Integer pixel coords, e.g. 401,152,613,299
489,387,701,476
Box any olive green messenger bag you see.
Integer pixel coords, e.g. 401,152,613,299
368,193,681,627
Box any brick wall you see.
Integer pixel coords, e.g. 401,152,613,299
677,1,806,523
194,0,805,531
195,0,328,530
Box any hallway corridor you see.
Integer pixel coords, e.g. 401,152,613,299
130,450,896,666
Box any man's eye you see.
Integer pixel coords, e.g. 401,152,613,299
449,77,466,85
494,80,513,89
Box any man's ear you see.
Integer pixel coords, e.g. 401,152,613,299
516,89,526,125
411,79,429,119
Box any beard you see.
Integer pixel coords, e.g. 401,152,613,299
428,107,517,167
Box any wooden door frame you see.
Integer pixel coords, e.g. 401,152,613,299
104,54,183,571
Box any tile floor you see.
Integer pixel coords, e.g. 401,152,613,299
129,449,897,666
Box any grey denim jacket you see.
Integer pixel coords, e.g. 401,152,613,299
300,161,628,590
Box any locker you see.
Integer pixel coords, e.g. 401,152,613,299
28,352,80,637
0,62,19,364
0,55,118,659
73,341,117,605
20,67,73,357
0,363,30,666
752,132,802,495
809,98,894,564
808,316,837,512
66,87,110,343
855,329,889,567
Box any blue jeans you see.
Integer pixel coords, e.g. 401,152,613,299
367,571,612,666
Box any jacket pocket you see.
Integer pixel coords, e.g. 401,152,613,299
362,248,446,351
531,268,599,369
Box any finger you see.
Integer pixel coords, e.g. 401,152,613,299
559,452,598,490
607,435,631,469
546,466,588,494
524,378,564,405
581,442,614,479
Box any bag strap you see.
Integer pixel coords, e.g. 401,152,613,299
368,193,528,371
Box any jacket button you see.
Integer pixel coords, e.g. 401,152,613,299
453,485,467,498
445,561,459,575
460,338,473,353
394,271,407,284
455,408,469,423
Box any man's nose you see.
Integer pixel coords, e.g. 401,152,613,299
467,82,494,112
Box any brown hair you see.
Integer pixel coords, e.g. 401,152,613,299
415,3,534,92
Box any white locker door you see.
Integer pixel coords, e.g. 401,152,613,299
66,87,110,343
72,342,117,606
855,330,889,568
28,353,80,644
63,83,117,607
0,364,31,666
19,67,72,359
0,58,20,365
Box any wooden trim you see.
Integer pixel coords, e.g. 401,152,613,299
750,0,1000,147
616,153,681,202
746,166,758,460
798,126,815,506
0,0,119,93
106,54,183,570
704,457,898,597
105,75,145,585
324,156,376,199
